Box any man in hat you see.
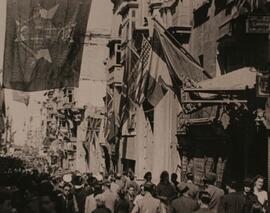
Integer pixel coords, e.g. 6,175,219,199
170,182,199,213
204,173,224,213
185,172,199,199
101,179,116,212
131,183,161,213
73,174,87,213
218,180,245,213
194,191,213,213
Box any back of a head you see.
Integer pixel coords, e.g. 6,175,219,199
144,172,152,181
204,173,216,185
144,183,153,194
171,173,177,180
186,172,194,181
118,189,126,199
129,174,135,181
95,194,106,207
198,191,211,205
160,171,169,183
227,180,238,191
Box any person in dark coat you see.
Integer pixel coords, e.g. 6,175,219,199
171,173,179,192
171,182,199,213
114,189,130,213
156,171,177,204
218,180,245,213
242,178,261,213
143,172,156,196
73,174,87,213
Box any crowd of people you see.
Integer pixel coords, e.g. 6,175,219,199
0,168,269,213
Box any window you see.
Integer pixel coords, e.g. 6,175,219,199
132,10,136,18
116,44,122,64
199,55,204,67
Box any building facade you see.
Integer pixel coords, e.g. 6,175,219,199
106,0,270,185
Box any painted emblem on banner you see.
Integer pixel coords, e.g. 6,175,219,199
15,3,77,65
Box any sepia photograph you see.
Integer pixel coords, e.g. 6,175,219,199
0,0,270,213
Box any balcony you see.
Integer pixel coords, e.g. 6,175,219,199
133,26,149,50
149,0,163,10
217,15,270,42
118,0,138,16
167,26,192,44
107,66,124,87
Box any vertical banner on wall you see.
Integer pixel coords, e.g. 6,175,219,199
205,157,214,176
216,157,227,187
181,156,188,182
193,158,205,186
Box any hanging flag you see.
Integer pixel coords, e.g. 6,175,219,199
3,0,92,91
127,47,141,103
144,26,173,107
85,116,102,148
104,88,120,142
135,36,152,105
117,45,140,130
155,22,205,88
13,90,30,106
144,20,210,112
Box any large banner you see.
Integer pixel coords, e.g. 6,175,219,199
3,0,92,91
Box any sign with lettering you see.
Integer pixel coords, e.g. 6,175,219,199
246,16,270,34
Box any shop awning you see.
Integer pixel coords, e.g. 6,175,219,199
198,67,257,91
182,67,257,103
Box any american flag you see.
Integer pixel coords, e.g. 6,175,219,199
135,36,152,104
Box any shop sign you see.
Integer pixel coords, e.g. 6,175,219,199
256,73,270,97
246,16,270,34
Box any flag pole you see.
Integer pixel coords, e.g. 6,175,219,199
152,17,212,79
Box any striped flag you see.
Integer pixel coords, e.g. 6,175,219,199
135,36,152,104
136,20,209,111
144,27,173,107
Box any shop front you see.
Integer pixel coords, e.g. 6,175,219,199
178,67,269,187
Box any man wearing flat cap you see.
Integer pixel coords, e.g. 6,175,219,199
171,182,199,213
